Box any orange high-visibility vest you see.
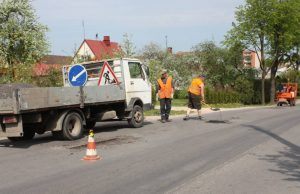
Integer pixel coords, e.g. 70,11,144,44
157,77,173,99
188,78,203,96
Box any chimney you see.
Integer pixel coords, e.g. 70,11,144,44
167,47,173,54
95,33,98,40
103,36,110,46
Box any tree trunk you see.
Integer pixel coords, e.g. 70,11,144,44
270,64,278,104
261,72,266,105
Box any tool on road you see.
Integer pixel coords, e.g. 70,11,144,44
201,101,220,111
82,130,101,161
201,101,229,123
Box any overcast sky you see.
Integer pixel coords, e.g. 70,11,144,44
32,0,245,56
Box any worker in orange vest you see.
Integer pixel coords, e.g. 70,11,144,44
183,74,205,120
156,69,174,123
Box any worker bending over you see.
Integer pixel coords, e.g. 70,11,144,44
183,74,205,120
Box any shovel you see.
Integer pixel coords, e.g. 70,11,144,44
201,101,220,111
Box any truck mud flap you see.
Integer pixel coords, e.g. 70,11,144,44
0,115,23,137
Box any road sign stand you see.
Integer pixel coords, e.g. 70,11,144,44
98,61,119,86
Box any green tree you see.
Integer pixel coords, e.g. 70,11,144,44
226,0,300,104
225,0,276,104
0,0,49,82
268,0,300,103
120,33,136,57
192,41,239,89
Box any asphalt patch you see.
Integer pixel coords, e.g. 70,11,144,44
68,135,140,149
206,120,231,124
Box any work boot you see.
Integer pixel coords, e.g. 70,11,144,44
183,116,190,121
165,116,171,122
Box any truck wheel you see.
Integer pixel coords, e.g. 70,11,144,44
52,131,64,140
290,100,296,106
128,105,144,128
62,112,84,140
85,121,96,130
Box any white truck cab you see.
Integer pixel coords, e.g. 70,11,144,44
63,58,152,111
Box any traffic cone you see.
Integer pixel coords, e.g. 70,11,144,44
82,130,101,161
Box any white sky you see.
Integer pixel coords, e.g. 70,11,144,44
32,0,245,55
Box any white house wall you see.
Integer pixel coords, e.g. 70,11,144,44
77,42,95,59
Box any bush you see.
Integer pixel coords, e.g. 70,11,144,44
235,77,254,104
253,79,271,104
174,89,188,99
151,85,157,106
205,88,240,104
33,68,63,87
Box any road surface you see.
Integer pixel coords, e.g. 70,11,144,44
0,105,299,194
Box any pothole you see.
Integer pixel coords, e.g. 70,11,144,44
206,120,231,124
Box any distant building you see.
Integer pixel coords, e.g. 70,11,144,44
73,36,120,62
34,55,73,76
243,49,260,69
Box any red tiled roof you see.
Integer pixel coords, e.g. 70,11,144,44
84,39,120,60
40,55,72,65
34,55,72,76
33,63,62,76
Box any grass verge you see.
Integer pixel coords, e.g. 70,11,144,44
144,109,186,116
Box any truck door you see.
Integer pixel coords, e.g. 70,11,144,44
126,61,152,109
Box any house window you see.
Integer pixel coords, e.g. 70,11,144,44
128,62,144,79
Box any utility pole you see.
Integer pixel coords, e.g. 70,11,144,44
82,20,86,61
165,35,168,49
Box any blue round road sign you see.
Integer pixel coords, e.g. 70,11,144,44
68,64,88,86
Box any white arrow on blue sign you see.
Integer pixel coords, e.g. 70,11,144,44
68,64,88,86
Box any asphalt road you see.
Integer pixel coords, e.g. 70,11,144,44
0,105,300,194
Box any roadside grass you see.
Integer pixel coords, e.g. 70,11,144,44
155,99,245,108
154,99,187,106
147,99,281,116
144,109,186,116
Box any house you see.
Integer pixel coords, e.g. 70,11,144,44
34,55,73,76
243,49,261,69
73,36,120,63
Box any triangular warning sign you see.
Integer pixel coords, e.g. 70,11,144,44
98,61,119,86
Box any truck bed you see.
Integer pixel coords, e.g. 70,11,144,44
0,84,125,114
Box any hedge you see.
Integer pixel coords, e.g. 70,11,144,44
174,88,240,104
205,88,240,104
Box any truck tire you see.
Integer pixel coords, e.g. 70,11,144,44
62,112,84,140
52,131,64,140
128,105,144,128
290,99,296,106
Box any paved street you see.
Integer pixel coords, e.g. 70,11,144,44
0,105,300,194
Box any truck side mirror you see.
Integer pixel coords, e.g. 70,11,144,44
143,64,150,77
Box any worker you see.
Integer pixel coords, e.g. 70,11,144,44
183,74,205,120
156,69,174,123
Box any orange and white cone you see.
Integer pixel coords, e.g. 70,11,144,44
82,130,101,161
